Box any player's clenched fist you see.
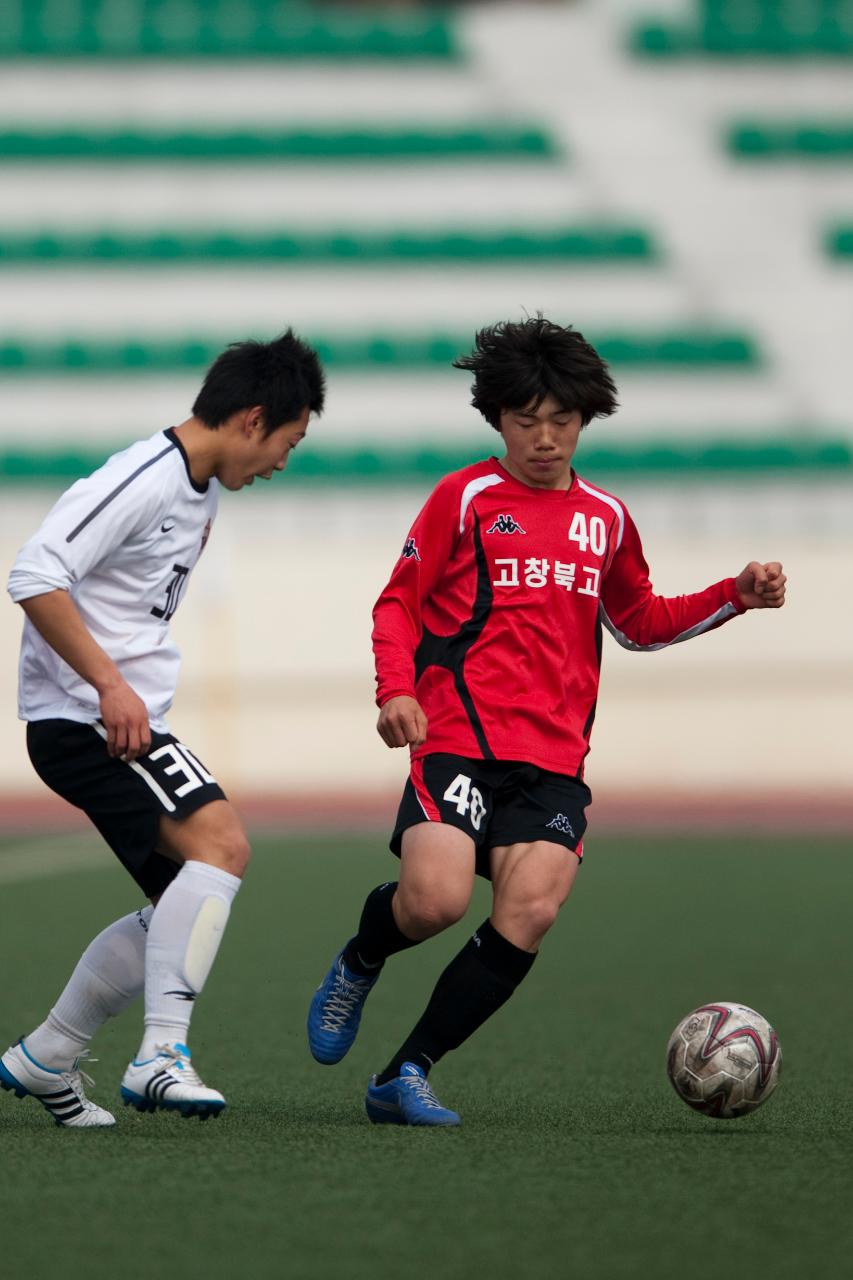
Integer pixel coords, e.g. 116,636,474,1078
377,695,429,748
99,679,152,761
735,561,786,610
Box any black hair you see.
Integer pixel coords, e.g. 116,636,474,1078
453,316,618,430
192,330,325,434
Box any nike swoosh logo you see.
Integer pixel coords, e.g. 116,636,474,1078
160,522,175,533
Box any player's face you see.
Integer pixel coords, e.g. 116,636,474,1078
498,395,582,489
223,407,310,491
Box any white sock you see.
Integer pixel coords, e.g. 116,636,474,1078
24,907,153,1069
137,861,240,1062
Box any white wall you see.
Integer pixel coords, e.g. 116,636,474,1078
2,480,848,803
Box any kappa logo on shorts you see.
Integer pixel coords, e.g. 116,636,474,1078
487,514,526,535
402,537,421,561
546,813,575,836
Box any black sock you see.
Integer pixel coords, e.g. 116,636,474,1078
342,882,420,976
375,918,536,1084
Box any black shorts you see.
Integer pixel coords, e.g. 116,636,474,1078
26,719,226,898
390,753,591,880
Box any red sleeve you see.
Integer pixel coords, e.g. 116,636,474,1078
372,475,462,706
601,509,746,650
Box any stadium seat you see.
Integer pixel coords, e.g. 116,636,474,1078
0,0,458,59
631,0,853,58
0,126,556,162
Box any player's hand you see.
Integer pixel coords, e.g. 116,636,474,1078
99,680,152,761
735,561,787,610
377,695,428,748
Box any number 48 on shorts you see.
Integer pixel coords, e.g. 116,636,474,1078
391,752,590,869
443,773,487,831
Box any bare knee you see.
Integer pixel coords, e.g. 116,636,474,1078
520,896,562,940
394,887,468,940
161,801,252,879
202,830,251,878
494,894,563,951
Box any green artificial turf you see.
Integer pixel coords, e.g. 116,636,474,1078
1,832,851,1279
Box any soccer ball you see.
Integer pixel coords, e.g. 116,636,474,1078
666,1001,781,1119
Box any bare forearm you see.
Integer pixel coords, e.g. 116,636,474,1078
20,590,123,694
19,590,151,758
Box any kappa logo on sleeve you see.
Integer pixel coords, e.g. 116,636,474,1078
402,537,421,561
487,514,526,535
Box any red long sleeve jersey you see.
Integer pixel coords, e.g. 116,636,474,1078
373,458,746,778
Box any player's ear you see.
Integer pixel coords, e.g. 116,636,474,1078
244,406,265,436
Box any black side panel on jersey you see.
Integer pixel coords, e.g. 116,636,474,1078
65,443,177,543
414,513,495,758
577,614,603,777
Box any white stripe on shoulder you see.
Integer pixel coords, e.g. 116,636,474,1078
458,473,505,534
577,478,625,550
600,600,738,652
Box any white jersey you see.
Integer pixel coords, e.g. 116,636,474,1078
8,429,218,730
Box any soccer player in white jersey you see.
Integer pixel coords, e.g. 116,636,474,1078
1,331,324,1126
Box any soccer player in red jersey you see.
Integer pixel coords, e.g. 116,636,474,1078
307,317,786,1126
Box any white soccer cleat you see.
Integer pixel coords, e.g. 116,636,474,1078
0,1039,116,1128
120,1042,225,1120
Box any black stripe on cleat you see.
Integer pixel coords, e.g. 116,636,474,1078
52,1105,85,1123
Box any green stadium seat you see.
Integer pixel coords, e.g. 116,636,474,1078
0,126,557,162
0,227,658,265
727,122,853,158
1,437,849,485
0,331,760,374
0,0,459,60
824,224,853,256
631,0,853,57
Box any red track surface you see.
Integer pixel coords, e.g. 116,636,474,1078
1,789,850,835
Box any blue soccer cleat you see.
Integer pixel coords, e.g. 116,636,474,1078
365,1062,461,1127
307,950,379,1065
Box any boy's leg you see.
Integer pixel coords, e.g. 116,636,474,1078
349,821,477,968
1,907,152,1128
24,906,153,1068
308,823,475,1064
340,881,419,977
366,841,577,1125
489,838,580,952
7,721,241,1122
120,800,248,1118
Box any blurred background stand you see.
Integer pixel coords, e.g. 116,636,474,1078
0,0,850,829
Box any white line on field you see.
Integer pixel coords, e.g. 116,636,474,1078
0,834,107,884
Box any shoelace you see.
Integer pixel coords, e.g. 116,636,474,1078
403,1072,443,1110
154,1043,204,1087
63,1050,100,1112
321,966,372,1031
